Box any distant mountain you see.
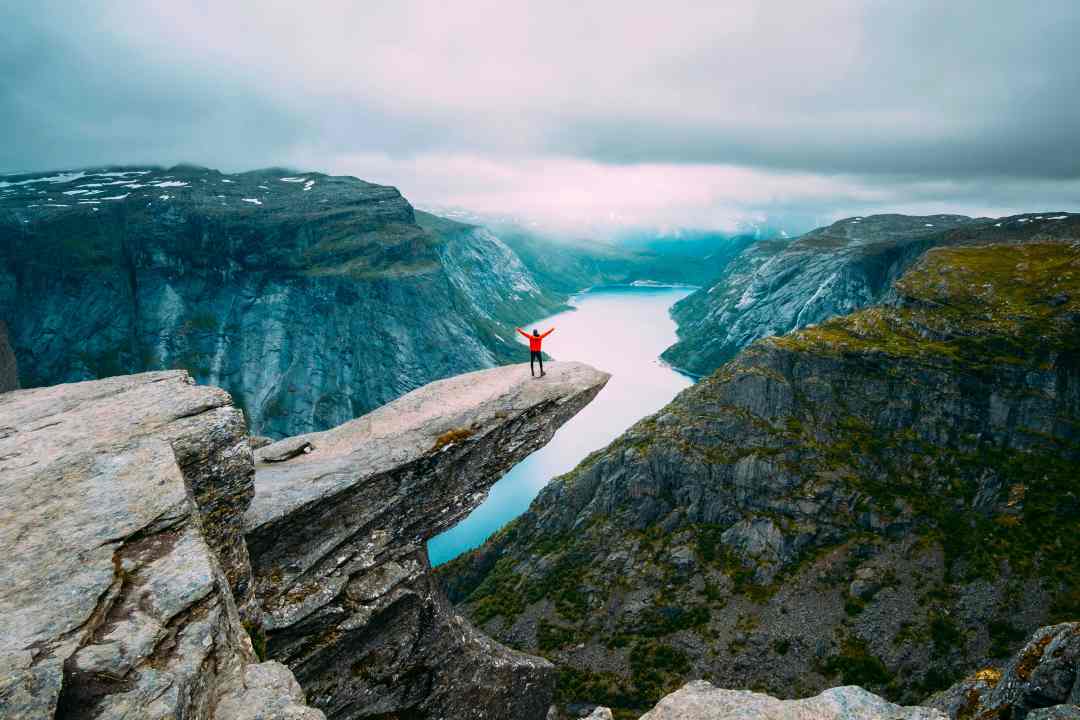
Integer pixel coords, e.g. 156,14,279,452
493,225,759,295
661,212,1079,376
0,165,564,437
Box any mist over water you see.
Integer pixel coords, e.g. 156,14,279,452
428,284,695,566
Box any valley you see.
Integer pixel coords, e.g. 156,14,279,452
0,166,725,439
439,221,1080,716
3,163,1079,720
429,284,695,566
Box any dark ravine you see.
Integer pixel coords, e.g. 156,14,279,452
441,227,1080,716
0,165,563,438
661,213,1079,377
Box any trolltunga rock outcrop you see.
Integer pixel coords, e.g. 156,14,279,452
0,371,321,719
245,361,610,719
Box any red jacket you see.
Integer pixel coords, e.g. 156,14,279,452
517,327,554,351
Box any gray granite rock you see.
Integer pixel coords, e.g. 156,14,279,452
445,239,1080,711
215,661,326,720
245,361,609,719
640,681,946,719
927,623,1080,720
0,371,318,719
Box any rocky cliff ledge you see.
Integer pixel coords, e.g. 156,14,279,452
0,361,607,719
0,371,320,719
245,361,609,718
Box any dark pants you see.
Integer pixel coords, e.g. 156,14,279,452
530,350,544,375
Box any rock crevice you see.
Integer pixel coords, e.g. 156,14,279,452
245,361,610,719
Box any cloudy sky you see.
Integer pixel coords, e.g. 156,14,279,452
3,1,1079,233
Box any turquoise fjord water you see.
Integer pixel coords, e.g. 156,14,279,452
427,284,696,566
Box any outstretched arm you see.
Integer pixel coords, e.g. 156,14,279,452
516,327,531,339
540,327,555,338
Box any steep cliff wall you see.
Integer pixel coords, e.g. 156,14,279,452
245,362,609,719
0,166,561,438
661,213,1079,376
0,319,16,391
0,360,609,719
442,234,1080,716
0,371,320,719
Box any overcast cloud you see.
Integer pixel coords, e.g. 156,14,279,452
2,1,1078,232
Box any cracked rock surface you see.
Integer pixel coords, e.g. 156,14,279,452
245,361,610,720
0,371,320,719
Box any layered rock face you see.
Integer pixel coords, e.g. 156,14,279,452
661,213,1078,376
245,362,610,719
0,371,320,719
442,233,1080,715
0,166,561,438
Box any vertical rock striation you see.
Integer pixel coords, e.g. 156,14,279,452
244,362,610,719
0,166,562,438
0,319,16,392
0,371,320,719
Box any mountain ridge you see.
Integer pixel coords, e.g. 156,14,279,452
661,212,1079,377
0,165,566,437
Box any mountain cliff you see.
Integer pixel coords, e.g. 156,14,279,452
440,227,1080,716
0,319,16,392
0,361,608,719
661,213,1079,376
247,361,608,718
0,165,563,438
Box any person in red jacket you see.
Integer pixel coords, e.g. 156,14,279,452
516,326,555,377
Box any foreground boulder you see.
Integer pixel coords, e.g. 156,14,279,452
245,361,610,719
928,623,1080,719
632,681,945,719
0,371,321,719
